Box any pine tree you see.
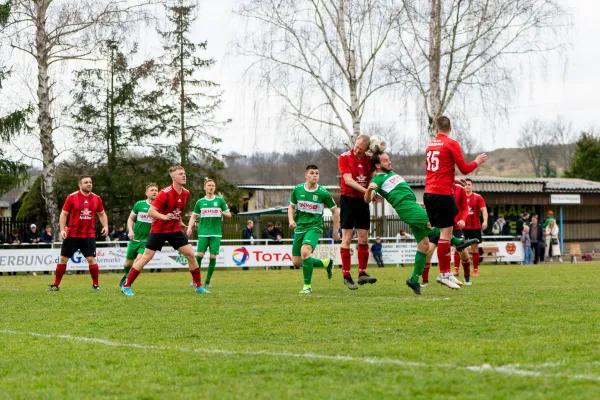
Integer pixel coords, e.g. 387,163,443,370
565,133,600,181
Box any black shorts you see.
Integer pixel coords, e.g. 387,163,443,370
463,228,482,243
146,231,189,251
340,195,370,230
60,237,96,258
428,230,464,245
423,193,458,229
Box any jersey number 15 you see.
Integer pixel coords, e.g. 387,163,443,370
426,151,440,172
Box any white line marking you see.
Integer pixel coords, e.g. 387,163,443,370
1,330,599,382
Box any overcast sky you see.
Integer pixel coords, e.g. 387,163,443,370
2,0,598,162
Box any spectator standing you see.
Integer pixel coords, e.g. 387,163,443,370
521,225,533,265
111,225,129,241
25,224,42,244
516,212,529,237
492,215,511,236
262,222,277,242
41,225,54,243
241,220,253,270
371,238,384,268
273,221,284,244
8,229,22,245
528,216,545,264
545,219,562,262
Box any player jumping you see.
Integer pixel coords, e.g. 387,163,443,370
288,165,340,294
365,153,476,295
186,179,231,287
119,183,159,287
120,166,208,296
424,116,487,289
48,175,108,291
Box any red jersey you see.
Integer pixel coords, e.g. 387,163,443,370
425,134,478,195
338,149,372,198
465,192,486,229
453,184,468,230
151,185,190,233
62,191,104,238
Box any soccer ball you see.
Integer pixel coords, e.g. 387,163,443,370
369,135,386,153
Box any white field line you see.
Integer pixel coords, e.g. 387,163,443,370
1,330,599,382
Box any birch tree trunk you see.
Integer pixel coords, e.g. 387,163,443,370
428,0,442,137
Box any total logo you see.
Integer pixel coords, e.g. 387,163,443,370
232,247,250,266
231,247,292,266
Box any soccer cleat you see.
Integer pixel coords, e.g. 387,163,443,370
455,238,479,251
344,275,359,290
92,285,100,291
420,281,429,288
298,287,312,294
121,286,135,297
464,280,473,286
326,258,334,280
189,281,195,287
47,284,60,292
357,273,377,285
448,275,463,287
195,285,211,294
406,279,421,295
205,283,213,288
436,275,460,290
473,270,479,277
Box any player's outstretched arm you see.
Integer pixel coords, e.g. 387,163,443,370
332,207,341,241
98,211,109,237
59,210,69,240
343,173,368,194
364,182,377,203
288,204,296,230
127,212,136,240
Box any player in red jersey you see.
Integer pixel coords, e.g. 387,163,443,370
338,134,377,290
47,176,108,291
463,178,488,276
424,116,487,289
120,166,208,296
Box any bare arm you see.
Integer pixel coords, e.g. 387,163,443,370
343,173,368,194
59,211,69,240
127,213,136,240
222,211,232,218
332,207,341,241
186,213,197,237
288,204,296,229
364,182,377,203
149,205,172,222
98,211,109,237
481,207,488,231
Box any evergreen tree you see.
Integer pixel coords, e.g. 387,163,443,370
565,133,600,182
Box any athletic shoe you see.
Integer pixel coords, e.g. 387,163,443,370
47,284,60,292
357,273,377,285
455,238,479,251
420,281,429,288
189,281,195,287
298,287,312,294
406,279,421,295
464,280,473,286
92,285,100,291
32,272,37,276
195,286,211,294
326,258,334,279
436,275,460,290
344,275,359,290
473,270,479,277
205,283,213,288
448,275,463,287
121,286,134,297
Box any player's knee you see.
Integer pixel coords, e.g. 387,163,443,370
197,252,205,257
86,257,96,265
209,255,217,259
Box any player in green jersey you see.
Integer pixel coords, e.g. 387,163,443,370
288,165,340,294
365,153,477,294
119,183,159,287
186,179,231,287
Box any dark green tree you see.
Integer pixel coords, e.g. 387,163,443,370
0,149,28,197
565,133,600,181
542,158,557,178
156,0,230,166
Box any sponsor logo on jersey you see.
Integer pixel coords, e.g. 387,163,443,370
381,174,405,193
313,195,318,201
80,209,92,220
201,208,222,218
84,200,89,204
137,212,152,223
178,199,182,202
172,208,182,219
297,201,324,214
356,174,368,187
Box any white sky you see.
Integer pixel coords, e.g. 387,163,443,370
1,0,599,164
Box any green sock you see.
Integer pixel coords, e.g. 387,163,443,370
195,255,203,268
411,251,427,283
120,265,131,285
313,258,325,269
302,257,314,285
430,227,461,247
206,258,216,284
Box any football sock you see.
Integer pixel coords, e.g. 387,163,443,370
53,264,67,286
302,257,314,285
454,251,461,272
206,258,216,284
437,239,452,274
313,258,324,269
121,265,131,284
89,263,99,286
340,247,351,276
422,262,431,281
358,244,369,274
473,253,480,271
462,260,471,277
124,268,141,287
190,267,202,287
195,255,203,268
411,251,427,283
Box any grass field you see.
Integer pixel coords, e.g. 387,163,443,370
1,263,600,399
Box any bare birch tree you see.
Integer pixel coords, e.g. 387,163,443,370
393,0,569,138
518,117,552,177
236,0,405,149
549,115,575,171
0,0,153,230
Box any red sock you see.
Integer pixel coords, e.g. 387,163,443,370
357,244,369,274
190,267,202,287
453,251,461,271
89,263,99,286
438,239,451,274
423,263,431,281
340,247,351,276
124,268,141,287
473,253,480,271
53,264,67,286
462,260,471,277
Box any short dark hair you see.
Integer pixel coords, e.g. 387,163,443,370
370,152,384,170
465,178,473,183
78,175,92,183
306,165,319,171
436,116,451,132
267,222,274,228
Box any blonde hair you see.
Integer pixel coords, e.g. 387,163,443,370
169,165,184,174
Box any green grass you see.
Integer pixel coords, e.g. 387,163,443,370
1,263,600,399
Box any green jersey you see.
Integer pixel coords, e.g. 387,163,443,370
131,200,153,242
289,183,337,233
193,196,229,237
370,171,417,209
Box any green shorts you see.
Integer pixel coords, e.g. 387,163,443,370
197,236,222,255
292,230,321,256
125,240,146,260
394,199,433,243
